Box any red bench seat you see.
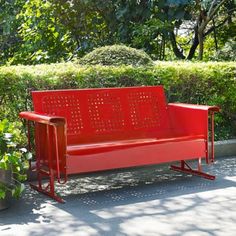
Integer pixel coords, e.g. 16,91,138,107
67,135,206,174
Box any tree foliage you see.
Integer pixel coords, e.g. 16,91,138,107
215,39,236,61
0,0,235,64
15,0,76,64
0,0,24,65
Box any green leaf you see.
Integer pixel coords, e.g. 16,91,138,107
12,183,25,199
0,189,6,199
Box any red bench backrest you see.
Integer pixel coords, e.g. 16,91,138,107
32,86,171,144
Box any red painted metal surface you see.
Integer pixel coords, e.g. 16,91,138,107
32,86,171,144
167,103,219,164
19,86,219,202
170,160,215,180
67,137,206,174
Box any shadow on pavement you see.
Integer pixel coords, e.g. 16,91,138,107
0,156,235,236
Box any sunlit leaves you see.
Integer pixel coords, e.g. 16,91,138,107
12,0,77,64
0,119,29,199
0,0,235,63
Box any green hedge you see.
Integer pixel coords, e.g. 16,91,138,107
0,61,235,140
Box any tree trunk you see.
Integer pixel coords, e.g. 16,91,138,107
169,31,185,59
187,29,199,60
198,30,204,60
212,19,218,51
162,37,165,60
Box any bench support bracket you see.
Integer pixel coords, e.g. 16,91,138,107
170,160,215,180
30,182,65,203
29,166,65,203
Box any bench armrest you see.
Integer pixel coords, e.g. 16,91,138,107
168,103,220,163
168,103,220,137
168,103,220,112
19,111,67,184
19,111,65,126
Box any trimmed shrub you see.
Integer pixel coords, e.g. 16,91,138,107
0,61,235,140
79,45,154,66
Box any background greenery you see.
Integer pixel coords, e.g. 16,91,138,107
0,61,235,140
0,0,235,140
0,0,235,65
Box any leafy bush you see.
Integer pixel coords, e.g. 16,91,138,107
215,40,236,61
0,119,29,199
79,45,154,66
0,61,235,140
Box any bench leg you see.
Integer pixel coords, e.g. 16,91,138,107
30,182,65,203
170,159,215,180
30,168,65,203
29,124,65,203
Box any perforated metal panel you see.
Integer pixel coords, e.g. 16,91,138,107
88,92,125,133
42,95,84,135
128,91,160,129
32,86,170,144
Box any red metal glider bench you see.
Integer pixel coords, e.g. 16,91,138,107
19,86,219,203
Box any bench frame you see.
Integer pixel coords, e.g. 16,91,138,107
20,86,219,203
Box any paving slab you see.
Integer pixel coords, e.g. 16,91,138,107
0,156,236,236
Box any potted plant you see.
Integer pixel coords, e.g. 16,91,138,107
0,119,29,210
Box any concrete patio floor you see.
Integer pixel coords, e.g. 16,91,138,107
0,156,236,236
